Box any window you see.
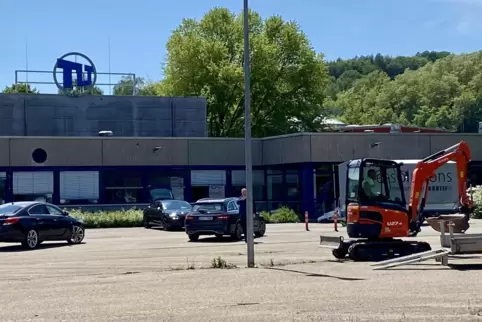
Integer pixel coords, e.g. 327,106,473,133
347,167,360,202
161,200,192,210
60,171,99,204
145,170,186,200
227,201,236,211
0,172,5,203
316,169,336,216
102,170,142,204
150,188,174,201
231,170,265,201
28,204,49,215
192,202,224,212
0,204,22,215
46,205,63,216
360,164,405,206
191,170,226,200
362,166,383,199
383,167,404,205
267,173,283,201
286,171,300,200
149,200,162,209
13,172,53,202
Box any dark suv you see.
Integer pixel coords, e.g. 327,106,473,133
184,197,266,242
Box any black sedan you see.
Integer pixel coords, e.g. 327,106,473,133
0,201,85,249
143,199,192,231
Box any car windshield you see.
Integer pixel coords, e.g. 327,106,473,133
192,202,224,211
162,200,192,210
0,204,22,215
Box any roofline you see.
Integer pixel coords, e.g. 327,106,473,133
0,131,477,141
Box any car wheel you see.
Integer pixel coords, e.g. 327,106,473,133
22,229,39,249
231,222,243,241
188,233,199,242
143,216,151,229
67,225,85,244
254,221,266,237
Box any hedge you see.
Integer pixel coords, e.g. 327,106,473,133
259,207,301,223
68,206,301,229
69,209,143,228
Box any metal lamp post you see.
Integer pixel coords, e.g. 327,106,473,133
243,0,255,268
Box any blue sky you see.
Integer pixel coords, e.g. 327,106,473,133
1,0,481,93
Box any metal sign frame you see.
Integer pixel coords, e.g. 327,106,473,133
14,51,137,96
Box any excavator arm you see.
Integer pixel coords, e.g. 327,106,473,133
408,141,473,231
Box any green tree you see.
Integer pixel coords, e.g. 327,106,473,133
57,81,103,96
160,7,329,137
331,51,482,132
113,76,159,96
2,84,39,94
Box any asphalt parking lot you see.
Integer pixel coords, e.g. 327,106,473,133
2,221,482,322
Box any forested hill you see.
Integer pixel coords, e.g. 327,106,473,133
324,50,482,133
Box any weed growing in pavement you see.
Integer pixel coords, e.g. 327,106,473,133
186,258,195,270
168,258,196,271
211,256,237,269
260,259,319,267
468,300,482,316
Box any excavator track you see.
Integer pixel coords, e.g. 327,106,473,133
346,240,432,262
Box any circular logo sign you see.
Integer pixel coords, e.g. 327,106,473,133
53,52,97,97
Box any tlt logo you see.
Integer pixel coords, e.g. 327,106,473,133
56,58,95,89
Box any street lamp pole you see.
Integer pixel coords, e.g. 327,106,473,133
243,0,255,268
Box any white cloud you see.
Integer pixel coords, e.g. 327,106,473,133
427,0,482,33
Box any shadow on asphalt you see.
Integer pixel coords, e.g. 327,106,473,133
265,266,366,281
151,227,185,232
0,242,85,252
192,236,265,244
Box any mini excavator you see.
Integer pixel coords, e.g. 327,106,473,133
325,141,474,261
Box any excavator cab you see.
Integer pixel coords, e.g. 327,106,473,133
346,159,412,239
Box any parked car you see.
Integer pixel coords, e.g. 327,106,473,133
143,199,192,231
0,201,85,249
185,197,266,242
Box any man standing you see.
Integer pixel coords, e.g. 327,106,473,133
237,188,254,243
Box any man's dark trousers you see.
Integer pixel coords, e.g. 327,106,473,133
241,217,247,242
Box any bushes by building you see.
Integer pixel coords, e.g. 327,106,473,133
468,186,482,219
69,206,302,228
69,209,143,228
260,207,301,224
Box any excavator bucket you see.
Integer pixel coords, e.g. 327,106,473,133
425,214,470,233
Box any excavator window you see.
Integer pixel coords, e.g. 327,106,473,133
347,167,360,202
357,163,405,206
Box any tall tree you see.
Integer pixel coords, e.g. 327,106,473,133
160,8,329,137
2,84,39,94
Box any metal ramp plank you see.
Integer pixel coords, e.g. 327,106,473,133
372,249,450,270
371,249,447,267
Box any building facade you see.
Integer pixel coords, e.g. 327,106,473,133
1,133,482,219
0,94,207,137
